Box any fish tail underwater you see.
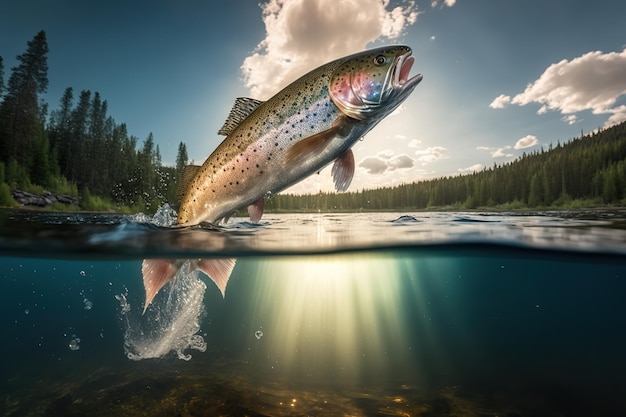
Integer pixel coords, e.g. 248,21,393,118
1,209,626,416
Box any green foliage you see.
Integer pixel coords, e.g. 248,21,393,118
0,30,185,213
0,56,4,97
0,182,17,207
0,31,49,167
50,201,79,211
79,186,116,211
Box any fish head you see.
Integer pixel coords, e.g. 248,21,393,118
329,45,422,120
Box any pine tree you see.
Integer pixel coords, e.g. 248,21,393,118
0,56,4,97
0,31,49,165
67,90,91,182
176,142,188,173
49,87,74,176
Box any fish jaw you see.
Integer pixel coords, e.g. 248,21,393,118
384,50,423,110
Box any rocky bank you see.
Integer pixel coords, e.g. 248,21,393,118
11,190,80,207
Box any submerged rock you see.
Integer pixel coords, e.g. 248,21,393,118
11,190,79,207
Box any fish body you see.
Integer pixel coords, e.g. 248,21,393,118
142,45,422,312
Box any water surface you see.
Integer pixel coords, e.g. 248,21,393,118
1,208,625,416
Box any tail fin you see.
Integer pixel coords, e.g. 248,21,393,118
142,258,236,314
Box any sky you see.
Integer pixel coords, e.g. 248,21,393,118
1,0,625,194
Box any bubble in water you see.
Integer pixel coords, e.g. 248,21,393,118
79,270,86,277
83,298,93,310
115,293,131,314
255,330,264,340
68,335,81,351
24,309,30,315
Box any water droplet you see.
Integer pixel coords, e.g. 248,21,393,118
255,330,264,340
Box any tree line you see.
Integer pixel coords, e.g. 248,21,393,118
266,121,626,212
0,30,189,212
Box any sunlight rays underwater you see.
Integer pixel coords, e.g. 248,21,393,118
235,252,463,385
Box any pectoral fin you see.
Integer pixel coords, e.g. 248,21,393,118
247,198,264,223
285,116,354,165
331,149,355,192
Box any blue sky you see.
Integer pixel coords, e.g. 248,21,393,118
1,0,625,193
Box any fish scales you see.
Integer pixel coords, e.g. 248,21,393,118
179,62,345,226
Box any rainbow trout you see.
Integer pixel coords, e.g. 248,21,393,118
142,45,422,312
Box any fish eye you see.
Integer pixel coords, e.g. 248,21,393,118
374,55,387,66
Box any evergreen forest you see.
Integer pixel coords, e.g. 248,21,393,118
1,31,625,214
0,31,189,212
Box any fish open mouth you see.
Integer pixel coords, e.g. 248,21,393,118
394,50,422,90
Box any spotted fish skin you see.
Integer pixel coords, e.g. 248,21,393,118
141,45,422,313
177,45,422,226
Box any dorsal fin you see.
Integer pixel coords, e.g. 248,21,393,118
176,165,201,202
217,97,264,136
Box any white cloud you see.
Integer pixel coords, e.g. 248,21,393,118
387,154,414,169
241,0,419,99
408,138,422,148
514,135,539,149
494,47,626,128
477,145,515,158
458,164,484,174
491,146,513,158
359,151,415,174
489,94,511,109
605,105,626,127
415,146,448,164
561,114,578,125
431,0,456,7
359,156,389,174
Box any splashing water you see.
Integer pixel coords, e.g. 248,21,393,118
115,291,131,315
117,262,208,361
129,203,178,227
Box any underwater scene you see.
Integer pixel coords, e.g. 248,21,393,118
1,208,626,416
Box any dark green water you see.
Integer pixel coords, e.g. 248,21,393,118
1,209,625,416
